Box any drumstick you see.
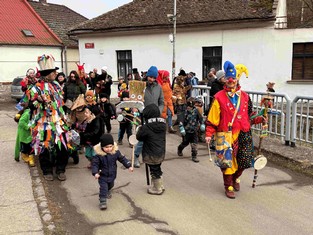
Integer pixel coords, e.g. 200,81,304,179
131,144,135,169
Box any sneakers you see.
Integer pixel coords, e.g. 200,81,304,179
57,172,66,181
118,140,123,145
233,178,240,191
225,186,236,199
99,198,107,210
107,191,112,199
43,174,54,181
192,156,199,163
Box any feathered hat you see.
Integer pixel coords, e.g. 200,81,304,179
37,54,59,76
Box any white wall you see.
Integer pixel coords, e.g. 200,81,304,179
78,27,313,99
0,46,62,82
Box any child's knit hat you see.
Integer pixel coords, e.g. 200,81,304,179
100,134,114,147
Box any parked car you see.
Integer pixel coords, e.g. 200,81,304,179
11,76,24,100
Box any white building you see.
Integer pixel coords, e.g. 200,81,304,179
69,0,313,100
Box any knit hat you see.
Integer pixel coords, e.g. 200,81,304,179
101,66,108,72
121,91,129,99
178,69,186,76
100,134,114,147
223,61,236,79
99,93,109,99
146,66,158,78
216,70,225,81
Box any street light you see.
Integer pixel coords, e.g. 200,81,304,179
167,0,177,83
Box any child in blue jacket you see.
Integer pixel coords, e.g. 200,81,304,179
92,134,133,210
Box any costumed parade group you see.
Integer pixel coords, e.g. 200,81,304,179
14,54,273,210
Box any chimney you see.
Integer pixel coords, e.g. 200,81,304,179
39,0,47,3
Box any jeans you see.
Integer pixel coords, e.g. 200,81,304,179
167,107,173,127
134,141,143,157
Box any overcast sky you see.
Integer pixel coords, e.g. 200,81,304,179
48,0,133,19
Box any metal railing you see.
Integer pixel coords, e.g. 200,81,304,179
290,96,313,147
191,86,313,148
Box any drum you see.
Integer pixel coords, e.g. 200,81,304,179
253,155,267,170
128,134,138,146
117,114,124,122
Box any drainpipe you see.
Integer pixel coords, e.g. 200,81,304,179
64,46,68,75
275,0,287,29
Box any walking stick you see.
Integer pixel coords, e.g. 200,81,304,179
207,143,213,162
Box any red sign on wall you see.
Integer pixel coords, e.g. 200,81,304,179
85,43,94,49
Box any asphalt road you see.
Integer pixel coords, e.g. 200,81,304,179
1,98,313,235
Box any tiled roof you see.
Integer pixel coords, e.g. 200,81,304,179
0,0,62,46
69,0,275,35
28,0,88,48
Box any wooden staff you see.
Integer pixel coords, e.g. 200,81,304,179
252,94,272,188
252,136,264,188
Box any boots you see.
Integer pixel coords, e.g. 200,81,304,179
168,126,177,134
225,186,236,199
21,153,30,163
99,198,107,210
177,146,183,156
28,155,35,167
160,176,165,192
223,174,235,199
134,155,140,168
233,178,240,191
192,156,199,163
147,178,163,195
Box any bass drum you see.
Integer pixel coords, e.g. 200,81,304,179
253,155,267,170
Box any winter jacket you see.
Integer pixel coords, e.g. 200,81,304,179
210,79,224,104
136,104,166,164
79,114,101,146
14,109,32,159
144,81,164,114
160,82,175,119
63,80,86,102
92,143,131,182
98,101,116,119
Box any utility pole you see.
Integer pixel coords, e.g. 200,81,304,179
172,0,177,83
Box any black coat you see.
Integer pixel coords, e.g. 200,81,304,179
79,115,101,146
92,144,131,182
136,104,166,164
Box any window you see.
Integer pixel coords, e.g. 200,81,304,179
202,47,222,79
116,50,132,79
292,43,313,80
21,29,34,37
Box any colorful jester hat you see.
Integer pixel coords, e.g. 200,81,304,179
37,54,59,76
223,61,237,79
235,64,249,80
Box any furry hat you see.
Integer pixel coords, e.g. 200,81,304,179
146,66,158,78
100,134,114,147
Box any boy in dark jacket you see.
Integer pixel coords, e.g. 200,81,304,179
98,93,116,134
92,134,133,210
136,104,166,195
177,97,204,163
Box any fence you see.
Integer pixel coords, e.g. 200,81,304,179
191,86,313,148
